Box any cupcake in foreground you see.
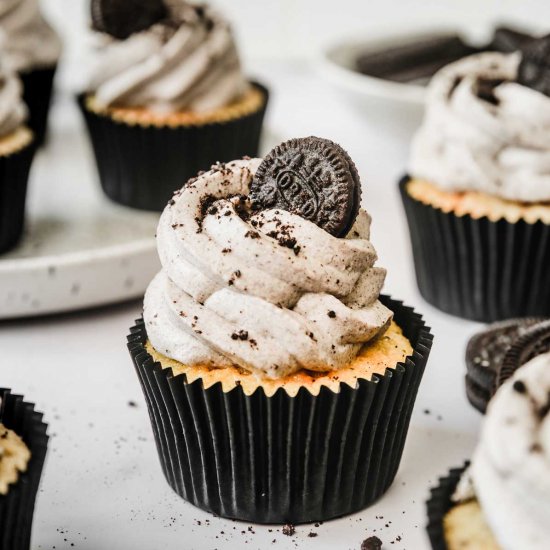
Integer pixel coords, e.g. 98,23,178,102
427,351,550,549
0,60,35,254
0,388,49,550
0,0,61,145
401,36,550,321
81,0,268,211
128,136,433,523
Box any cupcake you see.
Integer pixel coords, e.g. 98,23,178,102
128,136,433,523
80,0,269,211
427,351,550,549
0,388,49,550
0,0,61,146
401,37,550,321
0,60,36,254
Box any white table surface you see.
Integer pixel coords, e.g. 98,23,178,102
1,61,483,550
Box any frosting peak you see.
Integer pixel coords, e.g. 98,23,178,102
409,52,550,203
0,0,61,73
89,1,248,113
144,158,392,379
0,61,27,137
472,352,550,550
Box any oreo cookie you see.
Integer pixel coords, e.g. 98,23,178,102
465,317,546,413
250,137,361,237
91,0,168,40
498,319,550,389
517,35,550,97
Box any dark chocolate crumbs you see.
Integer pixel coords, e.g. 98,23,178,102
282,524,295,536
513,380,527,394
361,536,383,550
327,310,336,318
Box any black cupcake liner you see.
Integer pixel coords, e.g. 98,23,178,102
0,389,49,550
400,175,550,322
19,66,57,147
79,82,269,211
426,462,470,550
0,139,36,254
498,319,550,388
127,295,433,524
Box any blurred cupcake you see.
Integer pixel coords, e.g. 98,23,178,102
0,60,35,254
80,0,269,211
427,351,550,549
401,37,550,321
128,136,433,523
0,0,61,146
0,388,49,550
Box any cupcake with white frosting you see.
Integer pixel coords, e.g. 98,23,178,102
128,137,433,523
428,351,550,550
0,0,62,145
401,37,550,321
0,58,35,253
0,389,49,550
81,0,268,211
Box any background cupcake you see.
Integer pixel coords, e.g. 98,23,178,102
0,0,61,146
81,0,269,211
0,388,49,550
427,351,550,549
401,37,550,322
0,60,35,254
128,137,433,523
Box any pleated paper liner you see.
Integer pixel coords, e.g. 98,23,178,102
426,463,469,550
127,295,433,524
497,319,550,389
0,389,49,550
0,137,36,253
19,66,57,147
79,82,269,212
399,175,550,322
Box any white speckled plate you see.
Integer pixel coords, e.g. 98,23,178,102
0,92,160,319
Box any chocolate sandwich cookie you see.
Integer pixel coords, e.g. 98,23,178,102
498,319,550,389
250,137,361,237
91,0,168,40
465,317,545,413
517,34,550,97
488,26,535,53
356,35,477,83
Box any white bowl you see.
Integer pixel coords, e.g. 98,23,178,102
316,30,473,106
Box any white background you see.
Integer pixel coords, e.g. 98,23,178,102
2,1,548,549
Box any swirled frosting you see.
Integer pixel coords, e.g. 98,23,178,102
0,0,61,73
89,1,248,113
0,62,27,137
409,52,550,203
144,158,392,379
0,423,31,495
471,352,550,550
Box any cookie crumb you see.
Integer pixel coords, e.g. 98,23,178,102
361,536,382,550
282,524,295,536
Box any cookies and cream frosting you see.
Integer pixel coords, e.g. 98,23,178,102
0,0,61,73
144,158,392,379
0,423,31,495
409,52,550,203
471,352,550,550
89,1,248,113
0,61,27,138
